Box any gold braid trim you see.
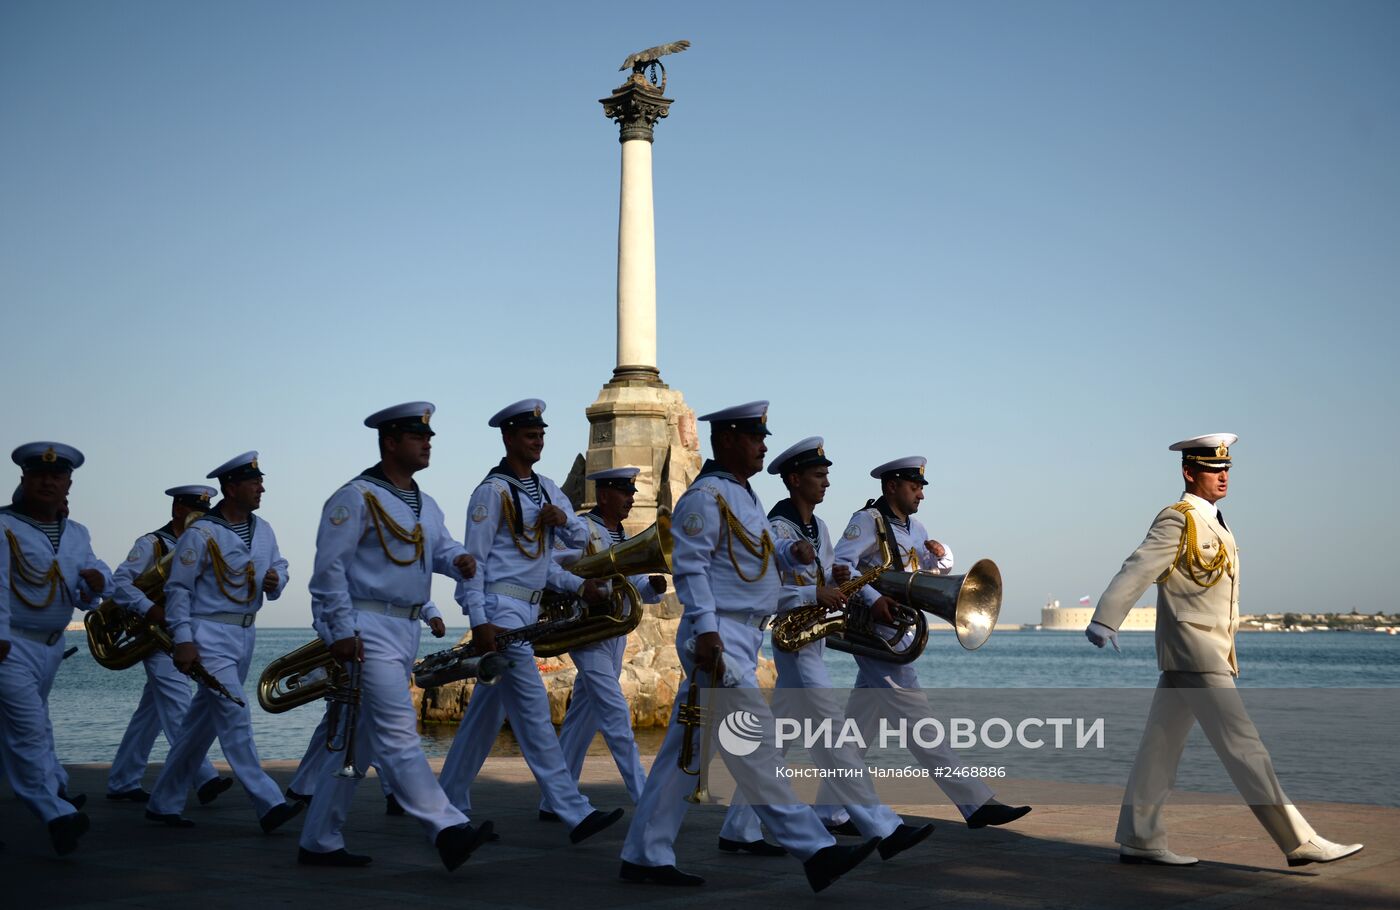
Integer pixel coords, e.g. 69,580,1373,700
499,490,546,560
1155,502,1232,588
715,495,773,583
4,528,64,609
204,535,256,604
362,491,424,567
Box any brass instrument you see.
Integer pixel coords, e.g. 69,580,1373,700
531,514,673,658
869,558,1003,651
770,516,897,653
325,633,364,779
677,658,723,804
258,637,344,713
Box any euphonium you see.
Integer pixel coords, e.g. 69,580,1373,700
257,638,344,713
531,513,673,658
85,523,189,670
869,558,1004,651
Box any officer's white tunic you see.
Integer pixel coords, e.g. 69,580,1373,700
299,470,473,852
106,525,219,794
0,508,111,823
830,501,992,817
720,502,902,842
620,466,835,867
539,512,661,814
147,509,289,818
439,465,598,827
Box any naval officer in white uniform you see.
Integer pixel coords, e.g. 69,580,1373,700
297,402,494,870
105,485,231,806
144,452,303,833
438,399,625,845
619,403,882,893
0,442,110,855
1088,433,1363,868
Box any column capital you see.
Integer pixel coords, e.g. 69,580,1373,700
600,77,674,143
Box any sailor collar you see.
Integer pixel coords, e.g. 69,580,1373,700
359,464,423,516
198,502,259,541
697,459,758,504
0,505,67,543
768,497,820,544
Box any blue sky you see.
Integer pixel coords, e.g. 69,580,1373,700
2,1,1397,626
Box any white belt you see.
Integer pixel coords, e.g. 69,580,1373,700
198,611,256,628
717,611,774,631
353,598,423,621
485,582,543,605
9,627,64,645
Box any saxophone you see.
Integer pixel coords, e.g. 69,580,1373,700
770,518,895,653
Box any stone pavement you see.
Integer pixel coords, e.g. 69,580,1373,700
3,758,1395,910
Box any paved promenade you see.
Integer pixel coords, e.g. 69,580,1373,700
4,758,1395,909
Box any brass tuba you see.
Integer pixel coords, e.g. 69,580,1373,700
530,513,673,658
257,638,344,713
86,540,182,670
870,558,1004,651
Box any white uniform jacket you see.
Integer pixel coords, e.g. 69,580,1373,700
165,508,289,645
455,462,589,628
309,468,467,643
670,462,807,635
767,498,833,615
0,508,111,639
558,510,665,607
112,524,180,617
835,497,955,607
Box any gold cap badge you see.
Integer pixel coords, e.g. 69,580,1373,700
41,447,57,463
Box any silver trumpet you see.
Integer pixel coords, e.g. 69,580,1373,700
325,633,366,780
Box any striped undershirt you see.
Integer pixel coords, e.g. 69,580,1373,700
228,520,253,547
389,486,421,515
518,475,542,505
37,521,62,550
607,525,625,545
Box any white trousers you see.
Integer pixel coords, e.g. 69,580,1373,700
722,637,901,841
818,654,994,818
620,615,835,867
148,621,284,818
107,648,218,793
0,636,74,823
287,708,390,799
1117,671,1315,853
299,611,467,852
539,634,647,814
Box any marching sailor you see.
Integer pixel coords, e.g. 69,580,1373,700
538,466,667,821
0,442,111,855
619,403,882,892
105,485,232,806
717,438,932,860
829,456,1030,829
144,452,303,833
1087,433,1363,867
297,402,494,870
438,399,624,845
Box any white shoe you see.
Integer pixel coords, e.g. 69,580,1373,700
1119,845,1199,866
1286,836,1364,867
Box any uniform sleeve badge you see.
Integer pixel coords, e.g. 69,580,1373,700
328,505,351,527
179,548,197,566
843,523,861,540
682,512,705,537
126,546,144,562
471,504,490,523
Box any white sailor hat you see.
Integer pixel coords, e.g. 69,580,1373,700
365,401,436,436
698,400,771,436
1169,433,1237,469
165,485,217,510
489,399,547,430
767,436,831,475
207,451,263,483
12,442,84,473
871,455,928,486
588,466,641,493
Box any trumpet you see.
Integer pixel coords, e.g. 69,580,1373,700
677,656,724,804
325,633,364,780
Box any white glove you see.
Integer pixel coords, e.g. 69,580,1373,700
1085,621,1120,652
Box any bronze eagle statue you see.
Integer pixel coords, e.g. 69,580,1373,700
619,40,691,73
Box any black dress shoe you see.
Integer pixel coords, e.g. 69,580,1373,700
718,836,788,856
197,776,234,806
260,800,306,834
48,812,90,856
804,837,881,893
570,807,624,844
538,809,562,822
436,821,494,871
824,819,861,836
298,847,373,867
966,800,1032,829
59,789,87,811
106,788,151,803
619,860,705,886
145,810,195,828
284,787,312,805
877,823,935,860
385,794,405,816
